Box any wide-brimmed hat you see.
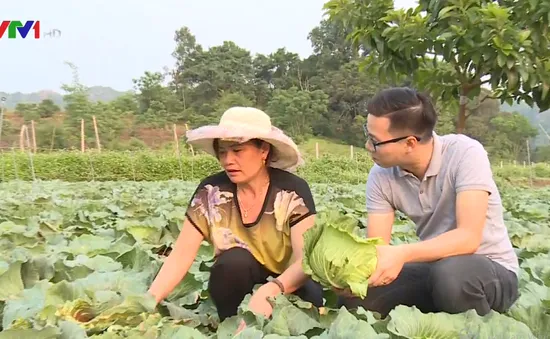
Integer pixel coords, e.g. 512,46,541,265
185,107,304,170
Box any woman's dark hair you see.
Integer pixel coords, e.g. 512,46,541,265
212,138,276,164
367,87,437,140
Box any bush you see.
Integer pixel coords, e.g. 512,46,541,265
0,150,548,184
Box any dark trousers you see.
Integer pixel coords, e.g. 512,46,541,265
338,254,519,318
208,247,324,321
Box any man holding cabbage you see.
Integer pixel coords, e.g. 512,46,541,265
338,87,519,318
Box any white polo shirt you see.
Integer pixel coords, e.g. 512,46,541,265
365,132,519,274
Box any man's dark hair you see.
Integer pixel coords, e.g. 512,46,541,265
367,87,437,140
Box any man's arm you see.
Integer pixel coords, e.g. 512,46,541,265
401,190,488,262
401,142,493,263
365,166,395,243
367,212,395,245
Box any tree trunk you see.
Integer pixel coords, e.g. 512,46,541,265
457,103,467,134
456,85,471,134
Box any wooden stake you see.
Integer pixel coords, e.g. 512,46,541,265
19,125,27,151
184,123,195,156
50,126,56,151
31,120,36,153
81,119,85,152
92,115,101,151
173,124,180,154
527,139,533,186
526,139,531,166
315,142,319,159
350,145,354,159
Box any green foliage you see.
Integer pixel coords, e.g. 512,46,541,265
323,0,550,132
0,151,549,186
267,87,329,143
485,112,539,161
0,180,548,337
1,12,548,164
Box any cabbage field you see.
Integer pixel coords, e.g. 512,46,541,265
0,179,549,338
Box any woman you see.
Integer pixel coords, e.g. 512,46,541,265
147,106,324,321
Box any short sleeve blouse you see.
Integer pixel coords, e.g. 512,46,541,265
185,167,316,274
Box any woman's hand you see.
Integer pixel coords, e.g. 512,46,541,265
247,282,281,318
235,282,282,335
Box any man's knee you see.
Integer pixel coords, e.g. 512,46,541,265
294,279,324,307
430,255,492,315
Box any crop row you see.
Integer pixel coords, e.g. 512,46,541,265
0,150,549,185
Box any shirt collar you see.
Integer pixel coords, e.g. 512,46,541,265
397,132,442,178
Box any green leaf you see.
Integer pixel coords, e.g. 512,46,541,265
497,54,507,68
542,82,550,101
263,295,322,336
0,326,60,339
519,29,532,42
507,70,519,91
387,305,537,338
438,6,457,19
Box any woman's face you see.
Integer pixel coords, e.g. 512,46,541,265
217,140,270,184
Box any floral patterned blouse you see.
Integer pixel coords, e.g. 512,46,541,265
185,167,316,274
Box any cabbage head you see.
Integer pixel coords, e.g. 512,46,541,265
301,213,384,299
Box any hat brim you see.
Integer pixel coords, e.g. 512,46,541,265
185,125,304,170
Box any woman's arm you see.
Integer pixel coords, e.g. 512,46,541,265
266,214,316,294
148,218,204,303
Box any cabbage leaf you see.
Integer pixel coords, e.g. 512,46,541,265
302,212,384,298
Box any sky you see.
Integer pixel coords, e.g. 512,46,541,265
1,0,416,93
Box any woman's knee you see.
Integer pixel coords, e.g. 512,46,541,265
210,247,259,277
208,247,263,293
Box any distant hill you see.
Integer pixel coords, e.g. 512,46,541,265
500,101,550,147
0,86,129,109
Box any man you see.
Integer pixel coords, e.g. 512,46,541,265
338,87,519,318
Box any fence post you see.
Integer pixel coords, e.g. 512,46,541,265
92,115,101,152
173,124,183,180
81,119,85,152
315,142,319,159
11,147,19,181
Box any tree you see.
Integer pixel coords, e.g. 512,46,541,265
323,0,550,133
267,87,328,143
37,99,60,118
486,112,538,161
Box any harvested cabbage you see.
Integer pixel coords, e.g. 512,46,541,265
302,212,384,299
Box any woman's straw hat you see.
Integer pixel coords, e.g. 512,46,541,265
186,107,304,170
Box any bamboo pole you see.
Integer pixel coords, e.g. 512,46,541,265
19,125,27,151
81,119,85,152
31,120,36,153
92,115,101,151
173,124,180,154
184,123,195,156
315,142,319,159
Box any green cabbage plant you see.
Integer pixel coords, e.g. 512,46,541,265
302,211,384,299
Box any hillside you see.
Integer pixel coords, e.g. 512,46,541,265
0,86,128,109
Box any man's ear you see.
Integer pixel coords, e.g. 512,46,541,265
405,136,418,149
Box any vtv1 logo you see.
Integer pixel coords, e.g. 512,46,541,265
0,21,40,39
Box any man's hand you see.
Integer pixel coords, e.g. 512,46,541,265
368,245,407,287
